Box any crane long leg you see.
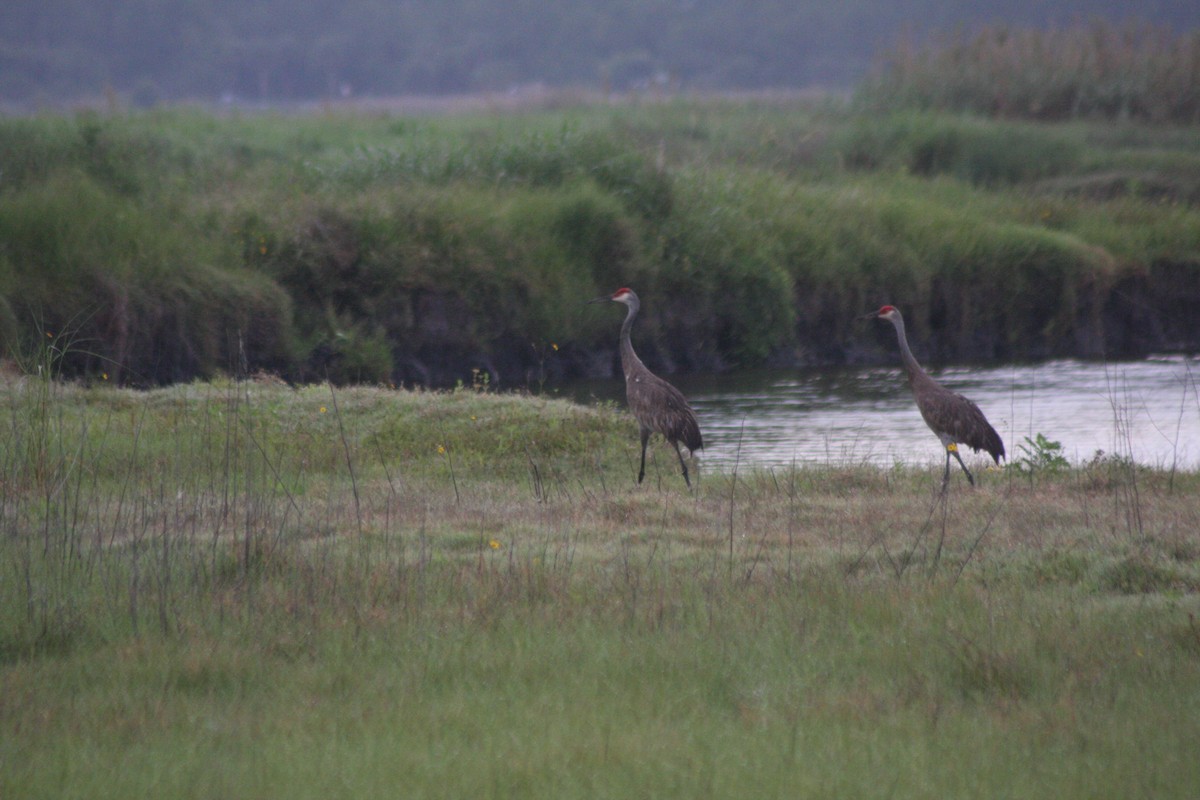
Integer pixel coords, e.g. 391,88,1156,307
671,440,692,488
637,428,650,484
942,451,952,491
950,446,975,486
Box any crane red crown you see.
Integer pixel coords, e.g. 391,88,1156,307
613,287,633,298
878,304,897,315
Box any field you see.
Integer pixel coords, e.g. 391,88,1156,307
3,374,1199,798
4,77,1200,796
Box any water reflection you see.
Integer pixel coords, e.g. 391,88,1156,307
568,358,1200,471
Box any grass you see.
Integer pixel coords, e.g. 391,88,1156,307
2,100,1200,384
860,20,1200,124
2,375,1200,798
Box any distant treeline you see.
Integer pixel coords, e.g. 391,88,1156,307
861,22,1200,123
1,104,1199,388
3,1,1200,106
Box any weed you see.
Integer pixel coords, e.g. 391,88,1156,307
1014,433,1070,480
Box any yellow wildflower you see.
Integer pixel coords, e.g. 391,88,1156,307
488,539,501,550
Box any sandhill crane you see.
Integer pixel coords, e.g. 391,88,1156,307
863,305,1005,488
589,287,703,487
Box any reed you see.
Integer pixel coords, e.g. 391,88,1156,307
860,20,1200,123
3,103,1200,385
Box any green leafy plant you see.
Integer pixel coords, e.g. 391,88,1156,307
1013,433,1070,478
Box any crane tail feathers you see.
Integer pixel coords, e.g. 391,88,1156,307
966,424,1005,464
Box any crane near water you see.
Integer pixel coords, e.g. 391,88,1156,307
589,287,703,488
863,305,1005,488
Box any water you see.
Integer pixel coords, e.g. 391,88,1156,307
567,357,1200,472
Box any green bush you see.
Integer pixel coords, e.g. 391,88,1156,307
0,167,295,383
655,169,796,365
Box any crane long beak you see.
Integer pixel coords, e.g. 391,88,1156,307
857,311,879,321
586,294,612,305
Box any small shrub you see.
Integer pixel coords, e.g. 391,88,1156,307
1014,433,1070,478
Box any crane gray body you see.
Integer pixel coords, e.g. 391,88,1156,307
590,288,703,487
866,305,1005,487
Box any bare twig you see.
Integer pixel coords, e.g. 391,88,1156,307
728,417,745,577
326,381,363,533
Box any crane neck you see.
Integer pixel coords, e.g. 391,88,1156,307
618,298,646,378
889,313,926,384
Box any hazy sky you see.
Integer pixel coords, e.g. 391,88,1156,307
2,0,1198,103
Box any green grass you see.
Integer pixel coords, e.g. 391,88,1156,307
2,101,1200,383
2,377,1199,798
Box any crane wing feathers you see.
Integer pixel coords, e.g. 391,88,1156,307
918,388,1005,463
626,373,704,452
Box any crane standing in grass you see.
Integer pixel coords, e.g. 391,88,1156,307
589,287,703,488
863,304,1005,488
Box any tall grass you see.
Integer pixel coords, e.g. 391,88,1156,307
2,102,1200,386
2,379,1200,797
860,20,1200,123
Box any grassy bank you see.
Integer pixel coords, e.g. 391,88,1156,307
2,101,1199,385
2,378,1199,798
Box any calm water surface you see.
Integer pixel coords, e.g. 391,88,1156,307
568,357,1200,472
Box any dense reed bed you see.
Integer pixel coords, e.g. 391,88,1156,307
1,98,1199,387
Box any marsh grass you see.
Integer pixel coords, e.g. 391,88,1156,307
3,103,1200,384
2,379,1199,798
861,21,1200,124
